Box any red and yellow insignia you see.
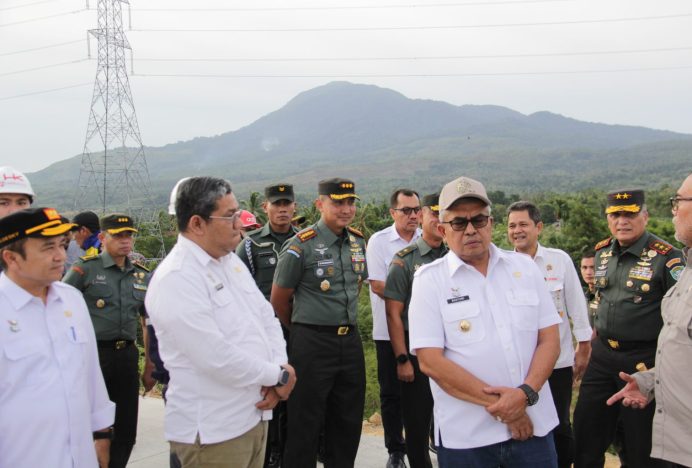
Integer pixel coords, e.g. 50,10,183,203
594,237,612,251
346,226,364,238
649,240,672,255
297,228,317,243
71,265,85,276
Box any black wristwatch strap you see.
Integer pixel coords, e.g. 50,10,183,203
93,427,114,440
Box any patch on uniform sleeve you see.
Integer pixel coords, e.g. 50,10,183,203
287,245,302,258
297,228,317,243
71,265,84,275
670,265,683,281
650,240,672,255
666,257,682,269
391,258,405,268
594,237,612,251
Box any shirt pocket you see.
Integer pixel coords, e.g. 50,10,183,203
547,281,566,319
84,283,114,309
2,338,47,388
440,301,485,346
64,325,89,370
211,288,242,334
506,289,540,331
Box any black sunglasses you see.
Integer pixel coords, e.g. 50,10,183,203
440,215,490,232
392,206,421,216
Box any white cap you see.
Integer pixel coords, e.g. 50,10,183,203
0,166,35,201
439,176,491,211
168,177,191,215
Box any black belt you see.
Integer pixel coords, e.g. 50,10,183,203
293,323,356,335
598,336,657,351
97,339,134,350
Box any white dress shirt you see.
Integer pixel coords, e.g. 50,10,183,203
145,235,288,445
531,243,592,369
0,274,114,468
408,244,560,449
366,224,421,340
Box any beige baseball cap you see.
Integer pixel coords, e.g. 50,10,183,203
439,176,491,211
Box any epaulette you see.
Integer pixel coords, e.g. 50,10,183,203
649,239,673,255
297,228,317,243
396,245,415,258
594,237,612,251
79,254,99,262
133,262,150,272
346,226,364,238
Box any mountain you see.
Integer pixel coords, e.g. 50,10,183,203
29,81,692,210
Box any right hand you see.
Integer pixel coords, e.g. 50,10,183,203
606,372,649,409
274,364,297,401
396,361,414,383
506,412,534,441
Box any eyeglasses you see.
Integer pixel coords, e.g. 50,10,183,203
670,196,692,212
392,206,421,216
209,211,241,223
440,215,490,231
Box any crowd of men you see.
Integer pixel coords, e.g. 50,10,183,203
0,163,690,468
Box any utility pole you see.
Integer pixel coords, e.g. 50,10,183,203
75,0,166,260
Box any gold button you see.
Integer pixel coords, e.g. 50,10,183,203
320,280,330,292
641,283,650,292
626,280,634,288
459,320,471,332
96,299,105,308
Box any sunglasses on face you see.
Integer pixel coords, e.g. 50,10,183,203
393,206,421,216
441,215,490,232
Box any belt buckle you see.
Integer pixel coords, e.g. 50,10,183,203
337,326,350,336
115,340,127,350
607,339,619,350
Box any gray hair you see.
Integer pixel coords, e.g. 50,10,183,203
175,177,232,232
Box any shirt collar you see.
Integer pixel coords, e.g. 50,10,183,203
614,231,650,256
533,243,546,260
446,243,505,277
416,236,440,256
177,233,231,267
387,223,421,243
100,250,133,271
0,273,62,310
316,219,342,246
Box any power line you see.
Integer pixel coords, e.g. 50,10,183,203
132,64,692,79
0,39,85,57
135,45,692,64
0,58,91,78
132,0,572,13
0,82,91,101
0,0,59,12
129,12,692,33
0,8,88,28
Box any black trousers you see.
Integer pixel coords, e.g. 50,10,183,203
400,354,433,468
97,343,140,468
573,337,667,468
283,325,365,468
375,339,406,455
548,366,574,468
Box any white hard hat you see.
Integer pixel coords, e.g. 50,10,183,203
168,177,191,215
0,166,35,201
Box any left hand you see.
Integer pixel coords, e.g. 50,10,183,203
256,386,281,410
483,386,527,423
141,363,156,393
94,439,110,468
606,372,649,409
573,341,591,383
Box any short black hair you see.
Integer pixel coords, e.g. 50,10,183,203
581,249,596,259
507,201,542,225
389,189,419,209
175,177,233,232
0,238,28,270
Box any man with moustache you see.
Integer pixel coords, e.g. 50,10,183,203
272,178,368,468
573,189,684,468
607,174,692,468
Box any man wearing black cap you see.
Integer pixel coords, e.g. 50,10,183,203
272,178,368,468
73,210,102,256
0,208,114,468
573,189,684,468
385,193,447,468
63,213,150,468
236,183,300,468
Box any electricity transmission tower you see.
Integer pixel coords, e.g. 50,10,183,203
75,0,166,260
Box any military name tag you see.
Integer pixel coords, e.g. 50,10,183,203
447,296,470,304
133,283,147,291
317,259,334,267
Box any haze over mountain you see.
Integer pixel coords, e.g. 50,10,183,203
30,81,692,211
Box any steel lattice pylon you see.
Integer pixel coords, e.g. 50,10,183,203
76,0,166,260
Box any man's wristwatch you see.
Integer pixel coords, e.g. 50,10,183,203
276,366,290,387
93,427,114,440
518,384,539,406
396,354,409,364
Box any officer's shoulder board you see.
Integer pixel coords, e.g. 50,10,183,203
396,245,416,258
594,237,612,251
649,239,673,255
346,226,364,238
133,261,150,272
79,253,99,262
297,227,317,243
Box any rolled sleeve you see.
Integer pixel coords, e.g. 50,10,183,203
632,369,656,402
384,257,410,303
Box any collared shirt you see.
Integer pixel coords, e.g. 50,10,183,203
0,275,114,468
366,223,421,340
273,219,368,325
384,236,447,330
63,251,149,341
530,243,592,369
408,244,560,449
633,248,691,467
145,235,288,445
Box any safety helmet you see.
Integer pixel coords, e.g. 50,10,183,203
0,166,35,202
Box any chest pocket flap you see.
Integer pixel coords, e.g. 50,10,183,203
440,301,485,345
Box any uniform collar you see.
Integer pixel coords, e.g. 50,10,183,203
533,242,546,260
387,223,421,243
100,250,133,271
177,233,231,267
261,222,298,240
446,243,505,277
416,236,443,256
613,231,650,257
0,273,62,310
316,218,344,246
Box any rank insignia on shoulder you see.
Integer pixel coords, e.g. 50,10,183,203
396,246,414,257
297,228,317,243
346,226,364,238
649,240,672,255
594,237,613,251
79,254,99,261
391,258,405,268
133,262,150,272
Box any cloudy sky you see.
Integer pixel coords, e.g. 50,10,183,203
1,0,691,173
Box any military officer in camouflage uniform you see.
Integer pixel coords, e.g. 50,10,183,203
573,189,684,468
271,178,368,468
384,193,447,468
236,183,299,468
236,183,299,300
63,214,150,468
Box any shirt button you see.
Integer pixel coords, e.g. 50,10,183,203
657,409,663,413
655,380,660,384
